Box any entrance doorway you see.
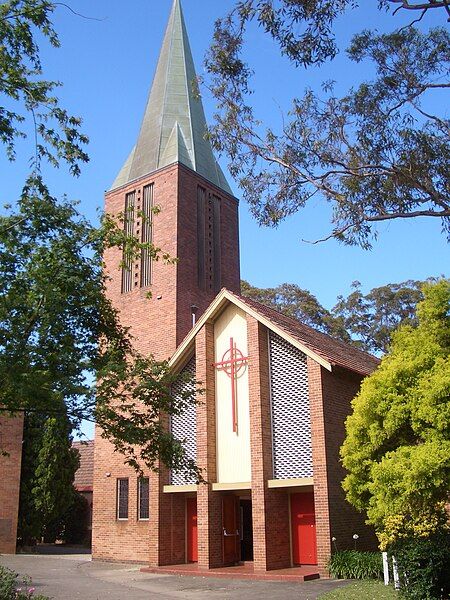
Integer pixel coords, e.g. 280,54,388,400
290,492,317,565
240,499,253,561
186,497,198,563
222,496,239,565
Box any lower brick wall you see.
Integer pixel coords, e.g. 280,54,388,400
196,323,224,569
321,368,378,553
308,361,378,576
263,489,291,570
197,485,223,569
92,428,152,563
0,413,24,554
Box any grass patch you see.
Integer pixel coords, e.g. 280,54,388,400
319,580,398,599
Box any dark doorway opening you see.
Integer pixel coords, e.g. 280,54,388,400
240,499,253,561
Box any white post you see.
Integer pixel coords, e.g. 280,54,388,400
382,552,390,586
392,556,401,590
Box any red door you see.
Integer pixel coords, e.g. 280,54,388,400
291,492,317,565
186,498,198,562
222,496,239,565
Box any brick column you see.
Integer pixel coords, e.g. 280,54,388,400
307,358,332,577
247,317,291,572
0,413,23,554
149,407,188,567
196,323,223,569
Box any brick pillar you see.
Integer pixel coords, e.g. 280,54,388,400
307,358,332,577
196,323,223,569
0,412,23,554
148,417,188,567
247,317,291,572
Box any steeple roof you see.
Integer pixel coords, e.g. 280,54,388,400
110,0,233,195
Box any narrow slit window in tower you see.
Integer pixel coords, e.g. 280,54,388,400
140,184,154,288
121,191,136,294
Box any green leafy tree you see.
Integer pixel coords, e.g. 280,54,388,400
205,2,450,247
32,412,79,541
1,0,88,174
17,412,45,545
0,181,200,478
241,280,351,341
242,278,438,353
0,0,200,479
340,280,450,548
332,279,436,353
17,407,79,545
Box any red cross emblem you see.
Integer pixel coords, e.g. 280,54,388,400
213,337,248,433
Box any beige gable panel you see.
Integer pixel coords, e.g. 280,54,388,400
169,289,332,374
215,305,251,483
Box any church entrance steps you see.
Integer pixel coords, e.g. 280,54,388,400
140,562,320,582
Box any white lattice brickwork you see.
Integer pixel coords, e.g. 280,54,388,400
170,356,197,485
269,332,313,479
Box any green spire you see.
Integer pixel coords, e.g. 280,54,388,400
111,0,232,195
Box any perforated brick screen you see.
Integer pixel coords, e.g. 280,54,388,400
170,356,197,485
269,331,313,479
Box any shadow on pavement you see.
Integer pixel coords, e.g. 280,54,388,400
18,544,91,556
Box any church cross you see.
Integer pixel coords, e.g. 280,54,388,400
213,337,248,433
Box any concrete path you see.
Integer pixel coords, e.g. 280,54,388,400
0,554,350,599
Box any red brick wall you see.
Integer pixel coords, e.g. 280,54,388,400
308,359,378,576
321,367,378,553
247,318,291,571
308,358,332,575
93,162,240,563
196,323,223,569
0,413,24,554
176,166,240,346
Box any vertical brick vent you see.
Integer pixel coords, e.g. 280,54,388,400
140,183,153,288
170,356,197,485
197,186,221,293
269,332,313,479
121,191,135,293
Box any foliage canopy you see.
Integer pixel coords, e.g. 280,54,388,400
17,406,79,545
242,277,435,354
341,280,450,547
206,1,450,247
0,0,200,478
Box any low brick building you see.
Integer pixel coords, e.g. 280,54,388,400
92,0,379,576
0,413,23,554
73,440,94,537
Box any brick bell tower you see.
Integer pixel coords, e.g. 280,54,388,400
93,0,240,562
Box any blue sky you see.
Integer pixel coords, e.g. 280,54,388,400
2,0,447,309
1,1,448,440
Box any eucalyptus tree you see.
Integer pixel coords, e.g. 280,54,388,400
206,1,450,247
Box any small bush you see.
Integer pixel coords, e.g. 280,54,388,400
0,565,49,600
390,531,450,600
61,491,90,545
328,550,383,580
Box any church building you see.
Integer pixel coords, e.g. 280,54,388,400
92,0,379,578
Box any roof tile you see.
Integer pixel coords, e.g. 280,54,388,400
72,440,94,491
233,292,379,376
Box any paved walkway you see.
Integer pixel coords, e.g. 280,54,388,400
0,553,350,599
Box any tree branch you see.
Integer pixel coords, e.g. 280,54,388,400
304,208,450,244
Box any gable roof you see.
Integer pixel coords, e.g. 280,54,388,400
170,289,379,377
72,440,94,492
110,0,232,195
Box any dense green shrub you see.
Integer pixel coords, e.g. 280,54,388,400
390,531,450,600
328,550,383,580
61,492,90,545
0,565,49,599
